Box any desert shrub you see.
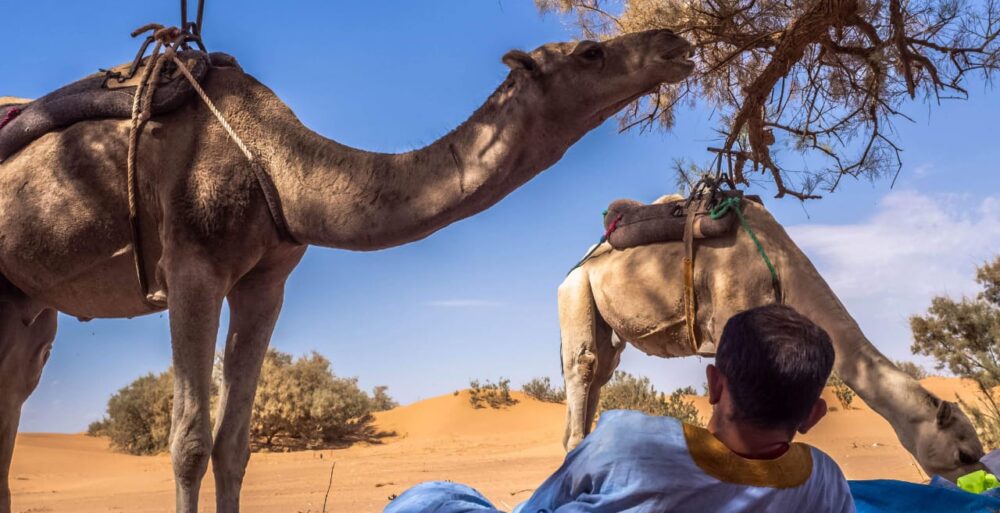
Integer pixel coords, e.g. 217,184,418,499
370,385,399,412
89,349,396,454
469,378,518,409
251,350,384,449
895,360,929,381
827,373,855,410
88,370,174,455
599,371,703,427
911,256,1000,449
522,377,566,403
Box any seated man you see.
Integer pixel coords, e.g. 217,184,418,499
385,304,854,513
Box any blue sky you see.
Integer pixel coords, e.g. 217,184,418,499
5,1,1000,433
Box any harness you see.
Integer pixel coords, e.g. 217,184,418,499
124,23,300,306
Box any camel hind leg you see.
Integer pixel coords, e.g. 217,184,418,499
0,285,56,513
559,268,622,451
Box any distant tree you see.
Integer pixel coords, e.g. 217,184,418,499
370,385,399,412
895,360,930,380
469,378,519,409
599,371,703,427
911,256,1000,448
522,377,567,403
88,370,174,455
536,0,999,199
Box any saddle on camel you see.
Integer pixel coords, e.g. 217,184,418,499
0,19,293,308
580,181,780,356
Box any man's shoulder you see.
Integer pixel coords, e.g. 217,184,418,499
586,410,687,450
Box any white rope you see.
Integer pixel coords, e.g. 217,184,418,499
169,53,256,163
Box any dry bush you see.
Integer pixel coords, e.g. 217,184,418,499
469,377,519,409
895,360,930,380
537,0,999,199
522,377,567,403
827,372,856,410
87,370,174,455
599,371,704,427
89,349,396,455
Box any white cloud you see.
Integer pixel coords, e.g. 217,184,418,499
426,299,503,308
786,191,1000,361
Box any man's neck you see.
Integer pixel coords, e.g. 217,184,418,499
707,414,794,460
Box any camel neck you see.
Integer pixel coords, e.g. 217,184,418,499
771,221,937,450
260,74,579,250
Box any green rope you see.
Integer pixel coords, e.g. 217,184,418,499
710,197,781,294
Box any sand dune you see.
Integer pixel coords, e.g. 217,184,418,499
10,380,984,512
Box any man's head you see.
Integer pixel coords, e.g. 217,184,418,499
708,304,835,435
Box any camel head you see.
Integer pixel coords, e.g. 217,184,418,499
500,29,694,133
914,398,986,481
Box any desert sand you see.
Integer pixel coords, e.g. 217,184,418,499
10,378,984,513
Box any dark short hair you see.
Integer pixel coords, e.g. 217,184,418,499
715,304,835,430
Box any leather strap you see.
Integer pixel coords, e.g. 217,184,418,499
682,200,700,354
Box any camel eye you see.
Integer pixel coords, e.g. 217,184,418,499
581,46,603,61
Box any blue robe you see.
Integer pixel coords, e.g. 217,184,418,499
385,410,854,513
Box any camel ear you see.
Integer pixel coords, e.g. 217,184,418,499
503,50,538,73
937,400,956,427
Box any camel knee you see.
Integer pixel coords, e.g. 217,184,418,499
212,428,250,479
172,426,213,487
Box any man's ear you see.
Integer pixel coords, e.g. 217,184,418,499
707,364,724,405
502,50,538,73
798,398,828,435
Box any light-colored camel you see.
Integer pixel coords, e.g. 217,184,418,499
559,195,986,481
0,30,694,513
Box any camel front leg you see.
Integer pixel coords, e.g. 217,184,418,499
0,300,56,513
166,261,226,513
558,269,617,451
212,266,291,513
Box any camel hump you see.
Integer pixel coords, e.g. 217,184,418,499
0,51,241,162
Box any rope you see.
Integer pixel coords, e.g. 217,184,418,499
710,196,782,302
126,38,167,303
169,53,298,243
124,23,299,306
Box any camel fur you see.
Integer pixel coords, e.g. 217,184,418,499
559,194,986,482
0,30,694,513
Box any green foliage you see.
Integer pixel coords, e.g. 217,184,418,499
911,256,1000,449
599,371,703,427
251,350,386,450
895,360,929,381
370,385,399,412
469,378,518,409
88,349,396,455
522,377,567,403
826,373,855,410
88,370,174,455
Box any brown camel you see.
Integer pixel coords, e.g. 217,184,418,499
0,31,694,513
558,195,986,481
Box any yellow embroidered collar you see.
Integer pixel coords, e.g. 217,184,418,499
683,423,813,489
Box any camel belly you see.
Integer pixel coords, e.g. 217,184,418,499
0,124,164,318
